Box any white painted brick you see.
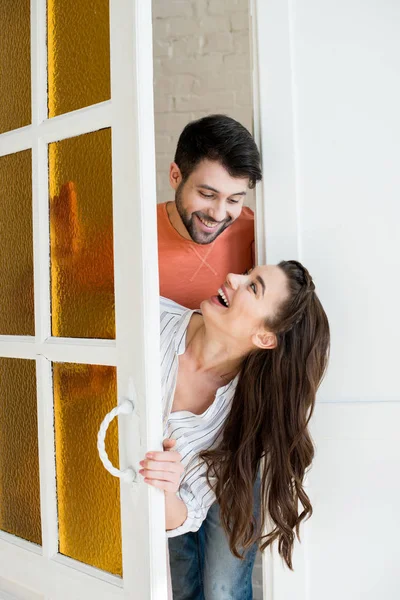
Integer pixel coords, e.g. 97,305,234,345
193,0,209,18
155,134,173,154
154,94,174,113
154,111,193,132
193,70,237,92
175,91,235,112
155,76,175,95
236,87,252,107
172,36,204,57
153,40,171,58
153,0,193,19
168,16,201,37
160,54,223,75
152,19,170,40
224,52,250,70
206,0,225,15
207,0,243,15
231,11,249,31
171,74,198,95
233,30,250,54
204,32,234,53
156,153,173,172
156,171,170,196
198,15,231,33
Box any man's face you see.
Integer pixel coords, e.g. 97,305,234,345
170,159,249,244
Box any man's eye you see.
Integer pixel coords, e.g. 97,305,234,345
250,282,257,294
229,199,240,204
200,192,213,198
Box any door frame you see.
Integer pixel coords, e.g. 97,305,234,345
250,0,307,598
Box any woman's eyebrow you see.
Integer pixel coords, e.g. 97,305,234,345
256,275,266,296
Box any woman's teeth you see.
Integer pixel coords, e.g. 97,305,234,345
217,288,229,307
198,216,219,228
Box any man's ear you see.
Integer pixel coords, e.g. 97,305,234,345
169,162,183,190
251,330,277,350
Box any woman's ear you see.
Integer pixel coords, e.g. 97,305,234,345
252,330,277,350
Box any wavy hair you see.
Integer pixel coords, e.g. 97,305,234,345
199,260,330,569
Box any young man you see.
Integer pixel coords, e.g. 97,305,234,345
157,114,262,600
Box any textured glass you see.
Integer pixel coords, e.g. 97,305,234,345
0,1,31,133
47,0,110,117
0,358,41,545
49,129,115,339
0,150,35,335
53,363,121,575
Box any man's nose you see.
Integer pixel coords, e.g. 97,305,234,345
208,200,226,223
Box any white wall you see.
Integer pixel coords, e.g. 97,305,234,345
255,0,400,598
152,0,255,208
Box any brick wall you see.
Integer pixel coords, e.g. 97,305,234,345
153,5,262,596
152,0,255,209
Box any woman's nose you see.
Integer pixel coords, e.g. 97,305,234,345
226,272,243,290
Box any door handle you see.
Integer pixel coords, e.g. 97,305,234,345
97,399,136,483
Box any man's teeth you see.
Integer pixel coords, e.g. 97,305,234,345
218,288,229,307
199,216,218,228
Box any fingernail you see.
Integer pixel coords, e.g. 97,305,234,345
139,461,144,466
146,453,154,459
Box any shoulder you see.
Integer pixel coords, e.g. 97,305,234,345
157,202,168,219
160,296,189,319
239,206,255,222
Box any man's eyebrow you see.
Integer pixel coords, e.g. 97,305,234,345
197,184,247,196
256,275,266,296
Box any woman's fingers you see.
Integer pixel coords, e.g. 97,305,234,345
140,439,184,493
145,450,182,463
139,469,177,482
163,438,176,450
140,459,184,474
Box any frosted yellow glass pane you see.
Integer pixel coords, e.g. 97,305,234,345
0,151,34,335
47,0,110,117
0,358,41,545
53,363,121,575
49,129,115,339
0,1,31,133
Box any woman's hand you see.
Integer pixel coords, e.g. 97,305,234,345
139,438,184,493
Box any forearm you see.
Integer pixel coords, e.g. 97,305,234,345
165,491,188,531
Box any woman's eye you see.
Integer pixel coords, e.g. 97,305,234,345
250,282,257,294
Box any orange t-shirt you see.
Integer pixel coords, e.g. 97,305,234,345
157,202,254,309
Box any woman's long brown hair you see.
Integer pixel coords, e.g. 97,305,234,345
199,260,330,569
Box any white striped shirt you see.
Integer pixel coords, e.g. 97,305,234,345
160,296,239,537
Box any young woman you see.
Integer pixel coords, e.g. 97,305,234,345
139,260,330,596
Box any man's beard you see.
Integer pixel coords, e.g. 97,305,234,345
175,182,232,245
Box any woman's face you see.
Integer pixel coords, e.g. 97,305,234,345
201,265,289,351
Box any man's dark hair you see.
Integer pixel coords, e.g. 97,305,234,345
174,114,262,189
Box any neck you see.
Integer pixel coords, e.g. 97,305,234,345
185,315,247,382
166,201,192,241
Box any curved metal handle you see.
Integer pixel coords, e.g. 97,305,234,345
97,399,136,483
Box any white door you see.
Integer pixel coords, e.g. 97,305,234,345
0,1,167,599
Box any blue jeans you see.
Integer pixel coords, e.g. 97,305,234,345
168,479,260,600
